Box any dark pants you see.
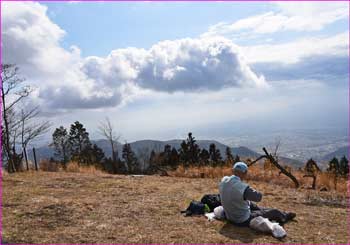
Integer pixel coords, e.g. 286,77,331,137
233,203,289,227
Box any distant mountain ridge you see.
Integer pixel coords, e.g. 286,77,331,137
28,138,304,167
320,146,349,161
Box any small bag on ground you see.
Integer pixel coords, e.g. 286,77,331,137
200,194,221,212
249,216,287,239
181,201,210,216
213,206,226,220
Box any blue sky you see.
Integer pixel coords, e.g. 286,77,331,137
46,2,273,56
2,1,349,143
44,2,349,56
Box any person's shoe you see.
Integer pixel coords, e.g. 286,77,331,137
286,212,296,221
272,223,287,239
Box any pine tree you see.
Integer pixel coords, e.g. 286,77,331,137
225,147,234,165
51,126,71,167
327,157,340,174
90,144,105,164
187,133,200,165
68,121,91,163
122,143,139,174
304,158,320,174
169,147,179,169
304,158,320,189
78,144,105,165
199,149,210,165
179,140,189,167
327,157,341,190
339,156,349,177
162,144,172,166
209,143,222,166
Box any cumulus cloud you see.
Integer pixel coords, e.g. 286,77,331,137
202,2,348,37
2,2,124,110
82,37,266,93
2,1,348,143
2,2,67,76
2,1,347,115
2,2,266,111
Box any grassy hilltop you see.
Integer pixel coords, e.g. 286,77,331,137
2,170,349,244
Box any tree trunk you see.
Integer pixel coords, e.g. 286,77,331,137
63,149,67,169
23,147,29,171
1,86,15,173
312,175,316,189
110,140,116,162
33,147,38,171
303,174,317,189
11,146,18,172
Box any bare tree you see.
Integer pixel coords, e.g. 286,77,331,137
20,107,51,148
98,117,120,162
272,137,281,162
19,107,51,169
248,147,300,188
1,64,51,172
2,64,30,172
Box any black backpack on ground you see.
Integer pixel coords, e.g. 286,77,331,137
181,201,206,216
200,194,221,212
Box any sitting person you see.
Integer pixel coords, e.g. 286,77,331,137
219,161,296,227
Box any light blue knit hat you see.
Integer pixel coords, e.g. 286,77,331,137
233,161,248,173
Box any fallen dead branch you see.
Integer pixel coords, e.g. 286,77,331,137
248,147,300,188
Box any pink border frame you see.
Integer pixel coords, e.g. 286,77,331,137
0,0,349,244
1,0,350,2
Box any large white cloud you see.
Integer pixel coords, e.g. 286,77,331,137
82,37,267,93
2,2,348,145
2,2,123,110
2,1,348,114
2,2,68,78
2,2,266,110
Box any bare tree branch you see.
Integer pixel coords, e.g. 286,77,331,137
98,117,120,162
6,86,32,111
249,147,300,188
1,64,51,173
273,137,281,161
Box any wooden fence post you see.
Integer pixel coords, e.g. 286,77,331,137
23,147,29,171
33,147,38,171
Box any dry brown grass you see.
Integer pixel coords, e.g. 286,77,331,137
39,159,59,172
65,161,104,175
171,165,232,178
170,164,348,194
65,161,80,172
36,160,104,175
2,171,348,244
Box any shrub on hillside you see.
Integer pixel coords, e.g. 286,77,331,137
66,162,80,172
40,159,58,172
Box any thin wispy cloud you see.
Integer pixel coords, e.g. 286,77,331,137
202,2,348,37
241,32,348,64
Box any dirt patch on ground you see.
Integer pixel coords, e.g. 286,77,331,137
2,171,349,244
